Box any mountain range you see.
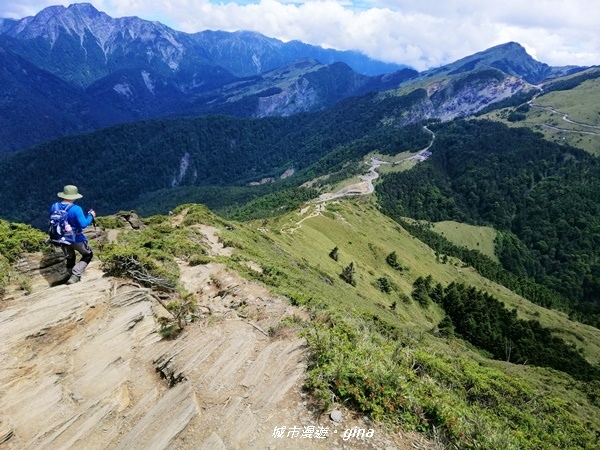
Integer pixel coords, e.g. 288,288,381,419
0,3,409,152
0,2,588,153
1,4,600,448
0,2,597,220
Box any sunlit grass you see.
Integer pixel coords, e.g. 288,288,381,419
92,199,600,447
431,220,499,263
480,77,600,156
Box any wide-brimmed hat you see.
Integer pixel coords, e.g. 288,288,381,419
57,185,83,200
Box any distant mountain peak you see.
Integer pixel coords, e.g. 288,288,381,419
68,2,100,12
419,41,554,84
4,4,405,79
475,41,534,60
8,2,112,43
8,3,182,45
495,41,525,50
0,3,411,152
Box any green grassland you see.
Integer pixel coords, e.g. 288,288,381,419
241,194,600,360
537,78,600,126
482,77,600,156
430,220,499,263
372,150,422,175
206,198,600,448
4,200,600,448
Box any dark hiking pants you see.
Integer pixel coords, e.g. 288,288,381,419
62,241,93,277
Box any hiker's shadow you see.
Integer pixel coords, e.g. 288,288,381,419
39,245,70,287
38,229,105,287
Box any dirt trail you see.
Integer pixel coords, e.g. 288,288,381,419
0,228,438,450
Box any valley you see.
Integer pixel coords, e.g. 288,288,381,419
1,3,600,449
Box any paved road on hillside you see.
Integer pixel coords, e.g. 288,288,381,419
529,100,600,135
317,126,436,202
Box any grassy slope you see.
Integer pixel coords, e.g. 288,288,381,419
204,197,600,447
482,77,600,156
537,78,600,125
430,220,499,263
7,198,594,447
237,198,600,364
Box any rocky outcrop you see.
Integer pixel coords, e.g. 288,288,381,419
256,77,318,117
397,69,533,125
0,258,304,449
116,211,144,230
1,249,426,449
0,204,444,450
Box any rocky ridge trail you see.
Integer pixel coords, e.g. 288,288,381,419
0,223,438,450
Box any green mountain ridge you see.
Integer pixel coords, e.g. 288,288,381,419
1,66,599,328
2,200,600,449
415,41,585,85
1,9,600,447
0,89,433,226
0,61,547,227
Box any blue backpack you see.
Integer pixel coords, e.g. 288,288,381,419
48,202,75,245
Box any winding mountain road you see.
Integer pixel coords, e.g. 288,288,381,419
529,100,600,136
317,126,436,202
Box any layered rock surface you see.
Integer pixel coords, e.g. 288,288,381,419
0,227,437,449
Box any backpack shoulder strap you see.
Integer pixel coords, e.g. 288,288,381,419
52,202,73,213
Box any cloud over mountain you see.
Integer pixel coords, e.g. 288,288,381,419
2,1,598,70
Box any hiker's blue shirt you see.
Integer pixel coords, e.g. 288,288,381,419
50,202,93,243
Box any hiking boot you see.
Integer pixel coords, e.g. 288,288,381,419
66,275,81,285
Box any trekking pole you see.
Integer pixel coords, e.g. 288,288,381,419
89,209,99,241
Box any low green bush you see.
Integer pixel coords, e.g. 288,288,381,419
188,254,212,266
0,220,48,295
94,216,125,229
100,245,179,291
0,219,47,263
302,311,598,449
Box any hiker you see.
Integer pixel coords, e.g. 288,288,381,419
49,185,96,285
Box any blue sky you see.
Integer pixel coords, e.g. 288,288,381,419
2,0,599,71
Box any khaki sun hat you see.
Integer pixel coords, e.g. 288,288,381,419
57,185,83,200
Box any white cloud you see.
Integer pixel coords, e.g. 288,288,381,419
2,0,599,70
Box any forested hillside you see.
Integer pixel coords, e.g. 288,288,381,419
376,120,600,326
414,276,599,381
0,90,430,226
